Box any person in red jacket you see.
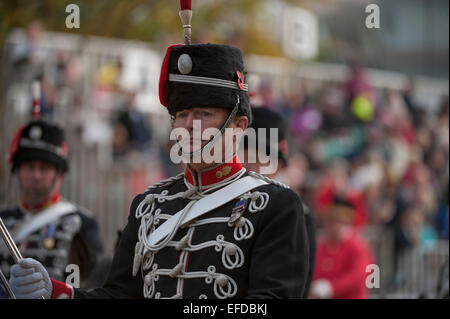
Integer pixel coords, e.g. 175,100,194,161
310,197,374,299
314,169,369,229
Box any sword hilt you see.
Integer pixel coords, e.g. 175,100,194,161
0,218,23,263
0,217,45,299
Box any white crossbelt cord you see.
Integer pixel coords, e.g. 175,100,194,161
13,201,77,242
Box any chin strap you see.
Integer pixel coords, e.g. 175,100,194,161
177,94,240,160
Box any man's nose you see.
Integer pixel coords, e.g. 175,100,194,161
185,113,201,132
29,167,43,179
185,113,195,129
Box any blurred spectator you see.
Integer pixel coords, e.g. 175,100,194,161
116,92,152,153
394,206,438,254
344,60,374,105
402,78,421,127
435,184,449,240
313,159,368,229
319,83,350,132
344,60,375,123
112,121,131,158
289,98,322,141
10,20,44,67
310,197,374,299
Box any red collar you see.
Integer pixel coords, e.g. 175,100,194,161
19,193,60,213
185,156,244,190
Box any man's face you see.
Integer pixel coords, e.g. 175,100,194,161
324,206,353,241
325,217,349,240
172,107,248,168
17,160,63,205
173,107,230,153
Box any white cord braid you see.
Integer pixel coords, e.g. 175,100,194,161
133,184,202,277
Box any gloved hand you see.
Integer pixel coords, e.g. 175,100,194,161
9,258,52,299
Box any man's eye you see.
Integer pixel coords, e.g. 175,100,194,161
202,112,212,117
177,112,188,118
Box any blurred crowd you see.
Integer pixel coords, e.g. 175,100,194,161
4,21,154,161
244,57,449,296
271,62,449,243
1,22,449,297
261,62,449,294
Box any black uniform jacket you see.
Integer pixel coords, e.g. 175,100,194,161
75,160,310,299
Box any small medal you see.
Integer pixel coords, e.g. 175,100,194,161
43,237,55,249
229,198,248,224
42,224,56,250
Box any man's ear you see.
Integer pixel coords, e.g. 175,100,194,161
56,169,66,179
234,115,248,132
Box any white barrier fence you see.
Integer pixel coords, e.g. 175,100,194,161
364,226,448,299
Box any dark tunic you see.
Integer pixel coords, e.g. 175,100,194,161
75,170,310,299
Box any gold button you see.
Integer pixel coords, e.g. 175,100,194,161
222,166,231,177
216,171,223,179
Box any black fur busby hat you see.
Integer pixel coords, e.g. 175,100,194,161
244,107,289,166
9,120,69,172
159,43,252,124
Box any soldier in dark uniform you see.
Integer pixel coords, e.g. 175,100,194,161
241,106,316,298
9,3,309,300
0,119,103,298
